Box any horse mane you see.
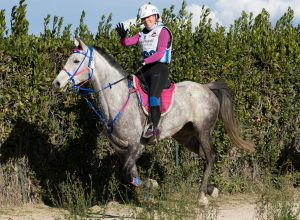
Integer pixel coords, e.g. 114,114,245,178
93,46,128,76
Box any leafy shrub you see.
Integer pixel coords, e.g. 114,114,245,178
0,0,299,207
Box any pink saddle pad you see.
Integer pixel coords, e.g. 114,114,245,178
133,75,176,116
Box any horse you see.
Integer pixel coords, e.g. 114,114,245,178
52,39,255,204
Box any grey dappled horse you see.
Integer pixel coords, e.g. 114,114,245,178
52,39,255,204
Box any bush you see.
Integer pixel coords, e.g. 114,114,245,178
0,0,299,207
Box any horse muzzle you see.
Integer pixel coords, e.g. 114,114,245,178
52,79,61,89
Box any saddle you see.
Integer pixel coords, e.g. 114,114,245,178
132,75,176,116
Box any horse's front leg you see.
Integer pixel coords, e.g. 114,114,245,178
119,143,159,189
119,143,144,186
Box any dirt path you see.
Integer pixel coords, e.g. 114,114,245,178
216,194,257,220
0,204,68,220
0,195,257,220
0,192,298,220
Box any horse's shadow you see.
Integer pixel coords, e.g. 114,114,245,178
0,99,138,205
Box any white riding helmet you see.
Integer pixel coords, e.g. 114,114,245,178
138,3,160,19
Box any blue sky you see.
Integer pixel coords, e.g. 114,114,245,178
2,0,300,35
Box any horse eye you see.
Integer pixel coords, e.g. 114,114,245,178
74,60,80,64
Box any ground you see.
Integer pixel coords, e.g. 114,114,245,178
1,190,300,220
0,194,260,220
0,204,68,220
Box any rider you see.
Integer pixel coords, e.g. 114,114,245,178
116,3,172,139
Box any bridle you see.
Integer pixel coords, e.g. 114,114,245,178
62,46,136,135
63,47,95,91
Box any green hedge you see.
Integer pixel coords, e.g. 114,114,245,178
0,0,299,203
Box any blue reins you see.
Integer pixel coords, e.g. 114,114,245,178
63,47,134,135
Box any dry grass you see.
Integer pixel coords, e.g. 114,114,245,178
0,160,23,206
0,157,41,207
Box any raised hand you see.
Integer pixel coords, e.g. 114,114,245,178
115,23,128,39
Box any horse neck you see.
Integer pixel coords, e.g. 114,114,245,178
91,51,129,118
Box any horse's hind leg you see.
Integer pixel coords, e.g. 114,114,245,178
198,130,216,204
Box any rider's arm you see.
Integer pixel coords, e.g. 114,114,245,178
144,28,170,64
120,34,139,46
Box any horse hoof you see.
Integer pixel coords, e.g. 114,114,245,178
143,179,159,189
198,193,209,206
210,187,219,198
207,186,219,198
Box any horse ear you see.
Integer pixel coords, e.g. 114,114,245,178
74,38,80,47
78,39,88,51
74,38,88,51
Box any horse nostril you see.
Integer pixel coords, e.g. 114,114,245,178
53,81,61,88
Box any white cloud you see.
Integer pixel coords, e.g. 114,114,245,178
186,4,221,29
122,18,137,30
215,0,296,26
186,0,300,29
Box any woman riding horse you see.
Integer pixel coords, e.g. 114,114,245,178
116,3,172,140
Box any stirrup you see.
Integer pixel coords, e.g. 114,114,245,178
143,124,159,139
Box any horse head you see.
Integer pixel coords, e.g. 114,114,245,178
52,38,95,90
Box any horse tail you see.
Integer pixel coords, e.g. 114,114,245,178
206,81,256,152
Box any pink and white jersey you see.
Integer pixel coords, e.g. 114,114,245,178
138,25,172,63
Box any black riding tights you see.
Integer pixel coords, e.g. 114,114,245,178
139,62,170,128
